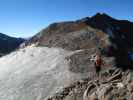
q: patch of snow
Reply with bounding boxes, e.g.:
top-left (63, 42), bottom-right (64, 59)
top-left (0, 46), bottom-right (89, 100)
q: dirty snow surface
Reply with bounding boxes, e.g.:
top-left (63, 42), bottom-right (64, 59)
top-left (0, 46), bottom-right (88, 100)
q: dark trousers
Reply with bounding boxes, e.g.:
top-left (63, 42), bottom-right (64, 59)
top-left (94, 63), bottom-right (101, 76)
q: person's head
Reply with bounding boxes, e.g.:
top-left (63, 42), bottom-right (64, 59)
top-left (96, 51), bottom-right (101, 56)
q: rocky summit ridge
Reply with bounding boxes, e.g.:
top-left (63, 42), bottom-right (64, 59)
top-left (23, 13), bottom-right (133, 68)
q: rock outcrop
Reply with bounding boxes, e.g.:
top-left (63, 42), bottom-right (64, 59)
top-left (47, 67), bottom-right (133, 100)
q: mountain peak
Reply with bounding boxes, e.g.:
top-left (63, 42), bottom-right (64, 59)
top-left (91, 13), bottom-right (115, 21)
top-left (93, 12), bottom-right (104, 16)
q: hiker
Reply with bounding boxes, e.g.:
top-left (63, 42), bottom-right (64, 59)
top-left (90, 52), bottom-right (104, 76)
top-left (94, 53), bottom-right (103, 75)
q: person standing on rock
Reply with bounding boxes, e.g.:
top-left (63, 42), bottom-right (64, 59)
top-left (94, 53), bottom-right (103, 76)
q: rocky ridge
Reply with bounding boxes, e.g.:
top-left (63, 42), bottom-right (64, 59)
top-left (47, 67), bottom-right (133, 100)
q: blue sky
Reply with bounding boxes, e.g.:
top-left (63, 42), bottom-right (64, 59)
top-left (0, 0), bottom-right (132, 38)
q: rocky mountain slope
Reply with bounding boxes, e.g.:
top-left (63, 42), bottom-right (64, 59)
top-left (23, 13), bottom-right (133, 68)
top-left (0, 33), bottom-right (25, 56)
top-left (0, 13), bottom-right (133, 100)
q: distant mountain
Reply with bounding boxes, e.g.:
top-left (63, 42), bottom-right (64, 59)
top-left (0, 33), bottom-right (25, 56)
